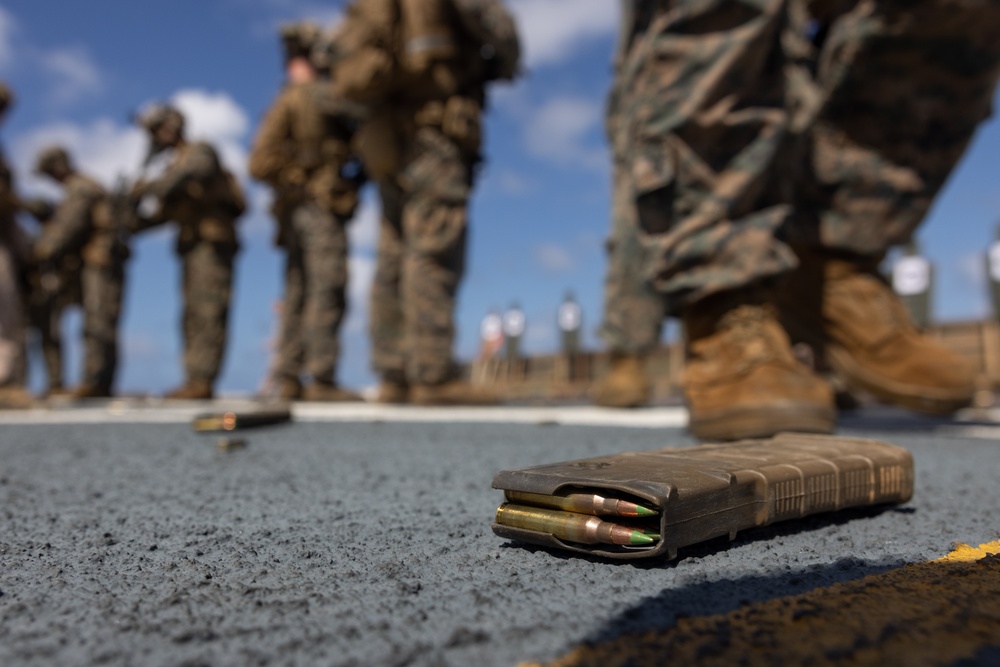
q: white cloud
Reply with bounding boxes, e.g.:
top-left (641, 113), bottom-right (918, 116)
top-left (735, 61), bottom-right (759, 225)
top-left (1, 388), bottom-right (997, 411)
top-left (39, 46), bottom-right (104, 103)
top-left (523, 95), bottom-right (606, 169)
top-left (535, 243), bottom-right (575, 273)
top-left (508, 0), bottom-right (617, 69)
top-left (171, 89), bottom-right (251, 179)
top-left (10, 118), bottom-right (147, 196)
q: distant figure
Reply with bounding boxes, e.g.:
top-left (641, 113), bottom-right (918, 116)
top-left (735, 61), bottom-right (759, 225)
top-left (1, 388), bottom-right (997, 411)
top-left (502, 302), bottom-right (524, 361)
top-left (479, 308), bottom-right (503, 359)
top-left (32, 147), bottom-right (129, 398)
top-left (606, 0), bottom-right (997, 439)
top-left (133, 105), bottom-right (245, 400)
top-left (0, 82), bottom-right (32, 408)
top-left (891, 242), bottom-right (933, 330)
top-left (988, 224), bottom-right (1000, 324)
top-left (249, 22), bottom-right (364, 402)
top-left (557, 291), bottom-right (582, 357)
top-left (332, 0), bottom-right (521, 405)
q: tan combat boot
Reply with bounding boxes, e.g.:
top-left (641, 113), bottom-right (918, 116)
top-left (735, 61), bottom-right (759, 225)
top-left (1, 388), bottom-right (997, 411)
top-left (164, 381), bottom-right (214, 400)
top-left (591, 353), bottom-right (652, 408)
top-left (302, 381), bottom-right (361, 402)
top-left (0, 384), bottom-right (35, 409)
top-left (682, 295), bottom-right (835, 441)
top-left (278, 377), bottom-right (303, 401)
top-left (73, 384), bottom-right (112, 399)
top-left (410, 379), bottom-right (500, 406)
top-left (377, 380), bottom-right (410, 404)
top-left (782, 253), bottom-right (976, 415)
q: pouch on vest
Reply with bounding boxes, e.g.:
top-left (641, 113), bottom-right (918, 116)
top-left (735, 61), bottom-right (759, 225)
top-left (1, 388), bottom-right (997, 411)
top-left (354, 109), bottom-right (406, 182)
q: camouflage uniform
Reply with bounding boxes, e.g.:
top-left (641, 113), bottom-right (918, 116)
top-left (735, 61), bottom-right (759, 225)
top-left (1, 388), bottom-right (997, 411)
top-left (616, 0), bottom-right (1000, 314)
top-left (33, 171), bottom-right (127, 394)
top-left (332, 0), bottom-right (487, 387)
top-left (141, 141), bottom-right (241, 389)
top-left (368, 111), bottom-right (477, 386)
top-left (0, 123), bottom-right (27, 389)
top-left (248, 81), bottom-right (360, 387)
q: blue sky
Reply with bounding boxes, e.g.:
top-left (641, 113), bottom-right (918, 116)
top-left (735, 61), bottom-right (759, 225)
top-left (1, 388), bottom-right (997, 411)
top-left (1, 1), bottom-right (998, 395)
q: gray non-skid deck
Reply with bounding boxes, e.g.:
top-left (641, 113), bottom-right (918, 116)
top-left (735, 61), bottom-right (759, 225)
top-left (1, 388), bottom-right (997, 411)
top-left (1, 404), bottom-right (997, 666)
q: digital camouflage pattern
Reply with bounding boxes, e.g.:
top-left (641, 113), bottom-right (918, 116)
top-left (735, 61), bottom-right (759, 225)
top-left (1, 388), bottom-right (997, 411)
top-left (615, 0), bottom-right (1000, 315)
top-left (334, 0), bottom-right (490, 387)
top-left (34, 172), bottom-right (126, 393)
top-left (140, 140), bottom-right (240, 387)
top-left (0, 134), bottom-right (28, 388)
top-left (248, 81), bottom-right (360, 385)
top-left (370, 124), bottom-right (474, 386)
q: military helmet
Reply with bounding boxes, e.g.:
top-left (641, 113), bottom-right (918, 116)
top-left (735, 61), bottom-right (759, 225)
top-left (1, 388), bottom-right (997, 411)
top-left (280, 21), bottom-right (322, 62)
top-left (0, 82), bottom-right (13, 113)
top-left (137, 104), bottom-right (185, 134)
top-left (34, 145), bottom-right (72, 176)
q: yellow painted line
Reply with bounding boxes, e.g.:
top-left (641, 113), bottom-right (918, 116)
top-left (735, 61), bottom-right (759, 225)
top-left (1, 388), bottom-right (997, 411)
top-left (526, 540), bottom-right (1000, 667)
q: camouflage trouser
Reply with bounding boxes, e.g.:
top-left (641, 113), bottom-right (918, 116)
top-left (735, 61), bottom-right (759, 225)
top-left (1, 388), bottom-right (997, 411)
top-left (26, 292), bottom-right (63, 390)
top-left (275, 201), bottom-right (349, 384)
top-left (81, 262), bottom-right (124, 391)
top-left (370, 125), bottom-right (472, 386)
top-left (0, 244), bottom-right (22, 387)
top-left (599, 155), bottom-right (667, 354)
top-left (618, 0), bottom-right (1000, 314)
top-left (180, 242), bottom-right (235, 385)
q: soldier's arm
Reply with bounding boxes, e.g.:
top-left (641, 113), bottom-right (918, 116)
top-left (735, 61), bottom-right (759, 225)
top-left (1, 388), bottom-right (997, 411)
top-left (248, 91), bottom-right (294, 185)
top-left (33, 186), bottom-right (94, 263)
top-left (145, 143), bottom-right (220, 201)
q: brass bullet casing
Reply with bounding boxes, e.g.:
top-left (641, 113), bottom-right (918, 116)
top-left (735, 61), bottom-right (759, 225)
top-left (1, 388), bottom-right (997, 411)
top-left (192, 408), bottom-right (292, 432)
top-left (504, 489), bottom-right (658, 518)
top-left (495, 504), bottom-right (655, 546)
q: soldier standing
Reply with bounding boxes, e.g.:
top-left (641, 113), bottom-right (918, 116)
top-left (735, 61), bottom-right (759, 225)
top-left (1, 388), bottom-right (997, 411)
top-left (0, 83), bottom-right (32, 408)
top-left (249, 23), bottom-right (363, 402)
top-left (22, 194), bottom-right (78, 397)
top-left (134, 105), bottom-right (245, 400)
top-left (332, 0), bottom-right (520, 405)
top-left (33, 147), bottom-right (128, 398)
top-left (611, 0), bottom-right (1000, 439)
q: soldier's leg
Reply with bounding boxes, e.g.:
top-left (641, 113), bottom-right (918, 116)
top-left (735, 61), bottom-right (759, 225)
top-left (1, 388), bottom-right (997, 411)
top-left (275, 220), bottom-right (305, 388)
top-left (80, 263), bottom-right (124, 395)
top-left (181, 242), bottom-right (234, 392)
top-left (779, 0), bottom-right (1000, 413)
top-left (399, 127), bottom-right (468, 388)
top-left (620, 0), bottom-right (833, 438)
top-left (39, 300), bottom-right (63, 392)
top-left (370, 184), bottom-right (407, 390)
top-left (296, 202), bottom-right (348, 385)
top-left (594, 160), bottom-right (666, 407)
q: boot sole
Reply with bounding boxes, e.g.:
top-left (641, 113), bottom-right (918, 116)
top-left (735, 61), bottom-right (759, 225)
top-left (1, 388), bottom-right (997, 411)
top-left (826, 344), bottom-right (974, 415)
top-left (688, 402), bottom-right (836, 442)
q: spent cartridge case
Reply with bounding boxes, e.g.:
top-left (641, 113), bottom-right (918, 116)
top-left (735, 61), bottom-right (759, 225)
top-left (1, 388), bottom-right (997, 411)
top-left (492, 433), bottom-right (914, 560)
top-left (193, 408), bottom-right (292, 432)
top-left (495, 504), bottom-right (656, 546)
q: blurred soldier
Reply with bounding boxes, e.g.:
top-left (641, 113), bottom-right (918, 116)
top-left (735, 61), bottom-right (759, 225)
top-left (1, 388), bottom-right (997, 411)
top-left (479, 308), bottom-right (503, 359)
top-left (0, 82), bottom-right (32, 408)
top-left (332, 0), bottom-right (520, 405)
top-left (502, 302), bottom-right (524, 361)
top-left (134, 105), bottom-right (245, 400)
top-left (557, 291), bottom-right (581, 357)
top-left (989, 224), bottom-right (1000, 324)
top-left (22, 193), bottom-right (78, 396)
top-left (249, 23), bottom-right (364, 402)
top-left (33, 146), bottom-right (129, 398)
top-left (613, 0), bottom-right (999, 439)
top-left (891, 241), bottom-right (933, 330)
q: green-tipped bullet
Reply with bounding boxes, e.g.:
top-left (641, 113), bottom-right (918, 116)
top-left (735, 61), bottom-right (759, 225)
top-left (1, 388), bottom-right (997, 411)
top-left (504, 490), bottom-right (658, 518)
top-left (496, 503), bottom-right (659, 547)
